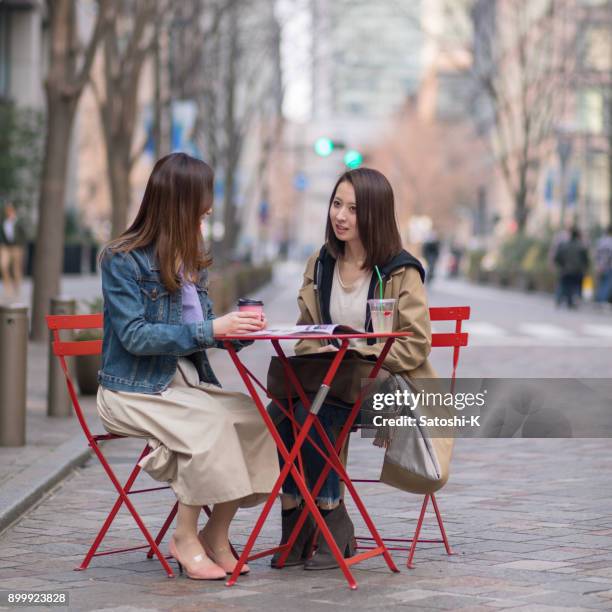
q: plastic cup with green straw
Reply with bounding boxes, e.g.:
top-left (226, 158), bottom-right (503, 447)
top-left (374, 265), bottom-right (384, 302)
top-left (369, 265), bottom-right (395, 334)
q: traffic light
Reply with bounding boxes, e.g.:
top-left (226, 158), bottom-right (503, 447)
top-left (314, 137), bottom-right (348, 157)
top-left (343, 149), bottom-right (363, 169)
top-left (314, 138), bottom-right (362, 167)
top-left (314, 137), bottom-right (334, 157)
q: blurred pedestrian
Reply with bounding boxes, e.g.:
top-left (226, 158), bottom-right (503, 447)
top-left (553, 227), bottom-right (589, 309)
top-left (422, 229), bottom-right (441, 283)
top-left (448, 241), bottom-right (464, 278)
top-left (594, 225), bottom-right (612, 305)
top-left (549, 227), bottom-right (569, 305)
top-left (0, 203), bottom-right (27, 300)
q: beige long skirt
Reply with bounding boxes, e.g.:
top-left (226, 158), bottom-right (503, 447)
top-left (96, 358), bottom-right (279, 507)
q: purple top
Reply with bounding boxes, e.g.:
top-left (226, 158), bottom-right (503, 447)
top-left (181, 275), bottom-right (204, 324)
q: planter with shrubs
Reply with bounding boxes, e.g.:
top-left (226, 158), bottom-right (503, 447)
top-left (467, 234), bottom-right (557, 295)
top-left (73, 297), bottom-right (104, 395)
top-left (208, 263), bottom-right (273, 312)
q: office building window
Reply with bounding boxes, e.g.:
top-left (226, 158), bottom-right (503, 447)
top-left (580, 25), bottom-right (611, 71)
top-left (577, 88), bottom-right (604, 134)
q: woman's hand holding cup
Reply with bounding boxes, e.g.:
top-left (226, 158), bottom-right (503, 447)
top-left (213, 311), bottom-right (265, 336)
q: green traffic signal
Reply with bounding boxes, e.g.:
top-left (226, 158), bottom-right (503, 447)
top-left (344, 149), bottom-right (363, 169)
top-left (314, 137), bottom-right (334, 157)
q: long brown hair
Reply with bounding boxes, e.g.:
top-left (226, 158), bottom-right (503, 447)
top-left (102, 153), bottom-right (213, 292)
top-left (325, 167), bottom-right (403, 269)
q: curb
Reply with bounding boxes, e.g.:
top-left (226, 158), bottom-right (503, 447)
top-left (0, 435), bottom-right (92, 533)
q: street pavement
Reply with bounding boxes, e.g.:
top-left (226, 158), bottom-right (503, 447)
top-left (1, 263), bottom-right (611, 611)
top-left (0, 274), bottom-right (102, 528)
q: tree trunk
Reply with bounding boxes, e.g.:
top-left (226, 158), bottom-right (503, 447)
top-left (29, 0), bottom-right (106, 340)
top-left (153, 18), bottom-right (171, 159)
top-left (220, 3), bottom-right (239, 262)
top-left (222, 157), bottom-right (237, 260)
top-left (108, 143), bottom-right (131, 238)
top-left (608, 144), bottom-right (612, 227)
top-left (515, 159), bottom-right (529, 233)
top-left (30, 93), bottom-right (78, 340)
top-left (515, 189), bottom-right (528, 233)
top-left (608, 94), bottom-right (612, 225)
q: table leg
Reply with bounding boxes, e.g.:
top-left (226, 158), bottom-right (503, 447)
top-left (274, 338), bottom-right (399, 574)
top-left (223, 343), bottom-right (359, 589)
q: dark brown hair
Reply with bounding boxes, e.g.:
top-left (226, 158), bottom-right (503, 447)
top-left (102, 153), bottom-right (213, 292)
top-left (325, 167), bottom-right (403, 269)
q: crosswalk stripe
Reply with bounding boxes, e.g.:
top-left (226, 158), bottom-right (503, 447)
top-left (468, 337), bottom-right (612, 346)
top-left (582, 324), bottom-right (612, 338)
top-left (269, 318), bottom-right (612, 347)
top-left (463, 322), bottom-right (508, 337)
top-left (518, 323), bottom-right (572, 338)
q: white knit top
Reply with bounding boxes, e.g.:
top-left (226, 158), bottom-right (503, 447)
top-left (329, 264), bottom-right (372, 347)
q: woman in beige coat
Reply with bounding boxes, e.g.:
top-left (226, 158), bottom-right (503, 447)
top-left (97, 153), bottom-right (279, 580)
top-left (270, 167), bottom-right (438, 571)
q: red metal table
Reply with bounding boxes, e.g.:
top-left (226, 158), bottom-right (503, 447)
top-left (219, 331), bottom-right (412, 590)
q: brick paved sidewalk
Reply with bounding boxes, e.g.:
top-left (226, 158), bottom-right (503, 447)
top-left (2, 265), bottom-right (612, 610)
top-left (1, 437), bottom-right (611, 611)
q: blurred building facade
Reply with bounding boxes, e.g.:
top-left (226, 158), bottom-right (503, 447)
top-left (472, 0), bottom-right (611, 241)
top-left (312, 0), bottom-right (423, 118)
top-left (220, 0), bottom-right (285, 263)
top-left (2, 0), bottom-right (286, 261)
top-left (76, 0), bottom-right (283, 256)
top-left (287, 0), bottom-right (425, 258)
top-left (418, 0), bottom-right (474, 123)
top-left (0, 0), bottom-right (45, 109)
top-left (0, 0), bottom-right (80, 223)
top-left (415, 0), bottom-right (487, 248)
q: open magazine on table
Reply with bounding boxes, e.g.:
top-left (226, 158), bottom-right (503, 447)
top-left (248, 324), bottom-right (360, 337)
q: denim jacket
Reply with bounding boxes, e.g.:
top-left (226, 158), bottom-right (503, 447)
top-left (98, 245), bottom-right (246, 394)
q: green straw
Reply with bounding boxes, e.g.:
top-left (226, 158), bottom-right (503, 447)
top-left (374, 265), bottom-right (384, 302)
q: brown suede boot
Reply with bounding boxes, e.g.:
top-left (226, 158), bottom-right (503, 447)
top-left (304, 502), bottom-right (356, 570)
top-left (271, 505), bottom-right (316, 568)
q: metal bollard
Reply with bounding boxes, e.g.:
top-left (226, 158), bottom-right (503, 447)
top-left (47, 296), bottom-right (76, 418)
top-left (0, 303), bottom-right (28, 446)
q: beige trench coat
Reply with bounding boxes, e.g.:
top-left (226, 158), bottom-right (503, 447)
top-left (292, 253), bottom-right (453, 494)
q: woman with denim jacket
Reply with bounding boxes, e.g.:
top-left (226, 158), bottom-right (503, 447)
top-left (97, 153), bottom-right (279, 580)
top-left (269, 168), bottom-right (436, 570)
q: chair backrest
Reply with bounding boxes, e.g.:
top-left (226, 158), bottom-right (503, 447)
top-left (47, 313), bottom-right (103, 357)
top-left (428, 306), bottom-right (470, 385)
top-left (46, 313), bottom-right (104, 441)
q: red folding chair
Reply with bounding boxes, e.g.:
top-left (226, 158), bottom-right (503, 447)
top-left (46, 313), bottom-right (232, 577)
top-left (352, 305), bottom-right (470, 568)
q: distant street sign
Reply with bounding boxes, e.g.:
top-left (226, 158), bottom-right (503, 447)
top-left (567, 171), bottom-right (579, 207)
top-left (214, 179), bottom-right (224, 198)
top-left (294, 172), bottom-right (308, 191)
top-left (544, 169), bottom-right (555, 207)
top-left (259, 200), bottom-right (269, 225)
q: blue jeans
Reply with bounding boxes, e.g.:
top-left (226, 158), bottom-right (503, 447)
top-left (274, 400), bottom-right (353, 506)
top-left (596, 271), bottom-right (612, 303)
top-left (557, 273), bottom-right (582, 308)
